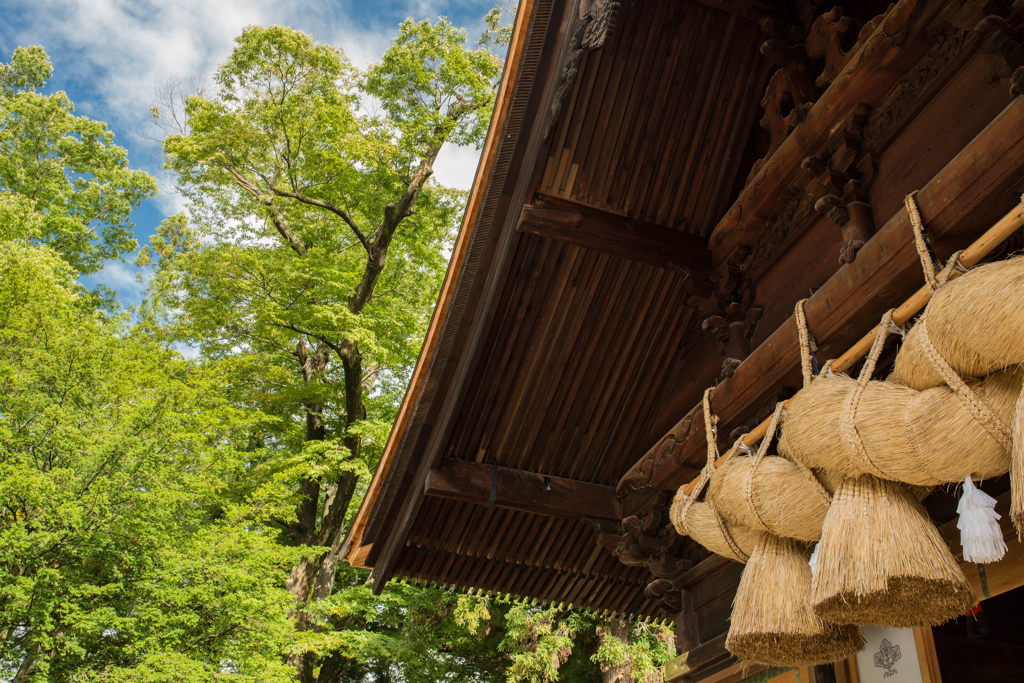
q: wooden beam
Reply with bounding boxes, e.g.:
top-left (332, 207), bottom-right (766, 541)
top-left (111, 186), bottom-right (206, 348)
top-left (424, 458), bottom-right (619, 522)
top-left (663, 634), bottom-right (732, 681)
top-left (518, 193), bottom-right (713, 273)
top-left (618, 92), bottom-right (1024, 509)
top-left (674, 554), bottom-right (732, 589)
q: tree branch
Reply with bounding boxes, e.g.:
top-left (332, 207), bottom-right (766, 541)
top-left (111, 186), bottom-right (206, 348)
top-left (270, 187), bottom-right (370, 253)
top-left (224, 166), bottom-right (307, 256)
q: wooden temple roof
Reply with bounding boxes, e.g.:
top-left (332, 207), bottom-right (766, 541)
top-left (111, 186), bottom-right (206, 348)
top-left (344, 0), bottom-right (1024, 630)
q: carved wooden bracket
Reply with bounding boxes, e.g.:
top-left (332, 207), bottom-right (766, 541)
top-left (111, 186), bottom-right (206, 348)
top-left (742, 101), bottom-right (876, 279)
top-left (807, 6), bottom-right (854, 87)
top-left (580, 0), bottom-right (621, 49)
top-left (748, 39), bottom-right (819, 184)
top-left (702, 302), bottom-right (763, 381)
top-left (645, 578), bottom-right (683, 613)
top-left (815, 192), bottom-right (876, 264)
top-left (613, 492), bottom-right (691, 603)
top-left (545, 0), bottom-right (624, 139)
top-left (975, 15), bottom-right (1024, 97)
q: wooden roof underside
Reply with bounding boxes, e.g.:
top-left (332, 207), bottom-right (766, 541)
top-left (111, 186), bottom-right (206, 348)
top-left (352, 0), bottom-right (770, 617)
top-left (540, 0), bottom-right (769, 235)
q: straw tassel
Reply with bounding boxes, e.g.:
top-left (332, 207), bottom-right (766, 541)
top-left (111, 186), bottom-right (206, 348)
top-left (1012, 380), bottom-right (1024, 539)
top-left (957, 475), bottom-right (1006, 563)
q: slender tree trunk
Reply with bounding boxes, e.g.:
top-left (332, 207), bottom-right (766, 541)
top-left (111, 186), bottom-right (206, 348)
top-left (11, 650), bottom-right (37, 683)
top-left (279, 123), bottom-right (454, 683)
top-left (602, 618), bottom-right (632, 683)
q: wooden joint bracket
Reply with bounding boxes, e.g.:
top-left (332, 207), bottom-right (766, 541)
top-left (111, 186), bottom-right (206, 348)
top-left (815, 178), bottom-right (876, 264)
top-left (976, 15), bottom-right (1024, 95)
top-left (701, 303), bottom-right (763, 381)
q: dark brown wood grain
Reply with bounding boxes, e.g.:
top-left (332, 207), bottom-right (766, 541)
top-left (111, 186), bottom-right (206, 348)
top-left (709, 0), bottom-right (953, 261)
top-left (423, 458), bottom-right (620, 521)
top-left (518, 193), bottom-right (713, 271)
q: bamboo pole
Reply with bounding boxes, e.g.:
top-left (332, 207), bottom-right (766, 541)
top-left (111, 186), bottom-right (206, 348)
top-left (679, 203), bottom-right (1024, 497)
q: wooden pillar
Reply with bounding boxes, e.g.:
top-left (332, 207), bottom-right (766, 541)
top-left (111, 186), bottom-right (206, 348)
top-left (674, 589), bottom-right (699, 655)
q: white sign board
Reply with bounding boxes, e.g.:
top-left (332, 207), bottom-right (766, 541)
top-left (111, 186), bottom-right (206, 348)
top-left (855, 626), bottom-right (924, 683)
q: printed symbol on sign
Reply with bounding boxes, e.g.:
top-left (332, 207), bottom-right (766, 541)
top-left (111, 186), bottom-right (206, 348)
top-left (874, 638), bottom-right (901, 678)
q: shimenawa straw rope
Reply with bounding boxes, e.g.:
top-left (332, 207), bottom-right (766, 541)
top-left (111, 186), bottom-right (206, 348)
top-left (678, 200), bottom-right (1024, 498)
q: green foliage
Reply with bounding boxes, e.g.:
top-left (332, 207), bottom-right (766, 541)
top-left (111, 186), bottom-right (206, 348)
top-left (0, 209), bottom-right (299, 681)
top-left (0, 47), bottom-right (157, 275)
top-left (150, 21), bottom-right (507, 682)
top-left (479, 4), bottom-right (518, 50)
top-left (592, 621), bottom-right (675, 683)
top-left (364, 18), bottom-right (502, 152)
top-left (500, 603), bottom-right (587, 683)
top-left (294, 570), bottom-right (510, 682)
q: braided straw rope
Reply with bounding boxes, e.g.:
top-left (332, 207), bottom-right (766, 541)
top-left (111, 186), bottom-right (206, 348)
top-left (742, 402), bottom-right (786, 532)
top-left (840, 309), bottom-right (896, 479)
top-left (671, 388), bottom-right (718, 533)
top-left (917, 317), bottom-right (1012, 451)
top-left (906, 192), bottom-right (940, 291)
top-left (671, 388), bottom-right (751, 560)
top-left (795, 298), bottom-right (814, 388)
top-left (712, 503), bottom-right (749, 562)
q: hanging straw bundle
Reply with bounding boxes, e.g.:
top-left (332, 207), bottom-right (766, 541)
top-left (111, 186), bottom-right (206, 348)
top-left (892, 255), bottom-right (1024, 391)
top-left (727, 534), bottom-right (863, 667)
top-left (673, 499), bottom-right (762, 563)
top-left (671, 389), bottom-right (764, 563)
top-left (708, 457), bottom-right (832, 542)
top-left (812, 475), bottom-right (976, 627)
top-left (778, 308), bottom-right (1021, 486)
top-left (708, 404), bottom-right (834, 542)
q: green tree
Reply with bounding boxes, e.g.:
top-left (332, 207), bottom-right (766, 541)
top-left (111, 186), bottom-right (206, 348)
top-left (0, 47), bottom-right (157, 275)
top-left (0, 198), bottom-right (302, 682)
top-left (151, 20), bottom-right (502, 681)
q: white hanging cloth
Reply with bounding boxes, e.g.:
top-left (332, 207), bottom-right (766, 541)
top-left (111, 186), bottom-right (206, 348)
top-left (957, 475), bottom-right (1006, 564)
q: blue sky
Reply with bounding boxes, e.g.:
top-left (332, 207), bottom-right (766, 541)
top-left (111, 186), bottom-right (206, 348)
top-left (1, 0), bottom-right (504, 305)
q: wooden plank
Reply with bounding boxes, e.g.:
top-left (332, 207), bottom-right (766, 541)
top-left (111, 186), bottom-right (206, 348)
top-left (676, 554), bottom-right (733, 589)
top-left (518, 193), bottom-right (713, 272)
top-left (690, 0), bottom-right (792, 22)
top-left (676, 589), bottom-right (699, 653)
top-left (693, 562), bottom-right (744, 610)
top-left (913, 627), bottom-right (942, 683)
top-left (696, 589), bottom-right (735, 639)
top-left (368, 0), bottom-right (581, 593)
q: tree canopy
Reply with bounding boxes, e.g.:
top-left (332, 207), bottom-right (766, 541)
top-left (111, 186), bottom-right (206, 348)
top-left (0, 47), bottom-right (157, 275)
top-left (0, 24), bottom-right (676, 683)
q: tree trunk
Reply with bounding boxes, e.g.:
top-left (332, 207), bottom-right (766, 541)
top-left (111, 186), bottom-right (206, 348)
top-left (602, 617), bottom-right (632, 683)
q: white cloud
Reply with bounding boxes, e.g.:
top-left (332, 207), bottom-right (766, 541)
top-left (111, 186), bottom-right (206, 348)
top-left (173, 341), bottom-right (201, 360)
top-left (433, 143), bottom-right (483, 191)
top-left (81, 260), bottom-right (149, 305)
top-left (3, 0), bottom-right (499, 302)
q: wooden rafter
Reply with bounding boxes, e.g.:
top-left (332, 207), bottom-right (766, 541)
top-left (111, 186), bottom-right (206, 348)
top-left (518, 193), bottom-right (713, 273)
top-left (424, 458), bottom-right (619, 522)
